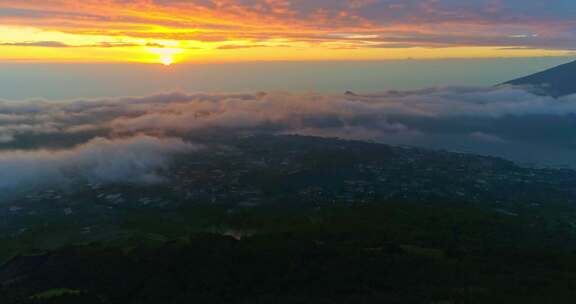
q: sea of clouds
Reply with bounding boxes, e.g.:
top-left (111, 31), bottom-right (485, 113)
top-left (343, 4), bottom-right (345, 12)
top-left (0, 136), bottom-right (196, 192)
top-left (0, 85), bottom-right (575, 193)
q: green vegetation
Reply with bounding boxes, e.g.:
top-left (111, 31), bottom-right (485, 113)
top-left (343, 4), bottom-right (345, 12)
top-left (30, 289), bottom-right (81, 300)
top-left (2, 202), bottom-right (576, 304)
top-left (2, 136), bottom-right (576, 303)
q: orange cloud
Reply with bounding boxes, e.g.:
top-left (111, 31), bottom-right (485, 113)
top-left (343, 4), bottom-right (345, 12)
top-left (0, 0), bottom-right (575, 63)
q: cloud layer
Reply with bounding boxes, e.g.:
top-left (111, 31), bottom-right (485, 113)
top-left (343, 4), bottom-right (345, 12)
top-left (0, 135), bottom-right (197, 195)
top-left (1, 86), bottom-right (576, 171)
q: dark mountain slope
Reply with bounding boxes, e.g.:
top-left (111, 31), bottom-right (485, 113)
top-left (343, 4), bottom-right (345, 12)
top-left (2, 204), bottom-right (576, 304)
top-left (504, 59), bottom-right (576, 97)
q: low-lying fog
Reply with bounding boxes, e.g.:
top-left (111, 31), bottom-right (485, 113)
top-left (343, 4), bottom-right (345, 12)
top-left (0, 85), bottom-right (575, 193)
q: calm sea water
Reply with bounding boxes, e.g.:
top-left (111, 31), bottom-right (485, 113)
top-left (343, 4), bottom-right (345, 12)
top-left (0, 57), bottom-right (571, 100)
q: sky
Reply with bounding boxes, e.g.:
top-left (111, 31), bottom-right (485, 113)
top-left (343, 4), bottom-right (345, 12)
top-left (1, 0), bottom-right (576, 64)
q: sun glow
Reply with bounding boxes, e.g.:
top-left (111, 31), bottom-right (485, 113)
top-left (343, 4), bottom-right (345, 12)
top-left (148, 46), bottom-right (183, 66)
top-left (160, 54), bottom-right (174, 66)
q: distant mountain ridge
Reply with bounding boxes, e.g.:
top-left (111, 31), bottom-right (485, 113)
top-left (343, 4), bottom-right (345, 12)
top-left (503, 59), bottom-right (576, 97)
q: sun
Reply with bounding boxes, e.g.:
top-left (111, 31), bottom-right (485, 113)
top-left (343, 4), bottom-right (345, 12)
top-left (160, 54), bottom-right (174, 66)
top-left (148, 46), bottom-right (183, 66)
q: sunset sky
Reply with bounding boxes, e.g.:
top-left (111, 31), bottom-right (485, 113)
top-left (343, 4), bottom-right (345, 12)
top-left (1, 0), bottom-right (576, 64)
